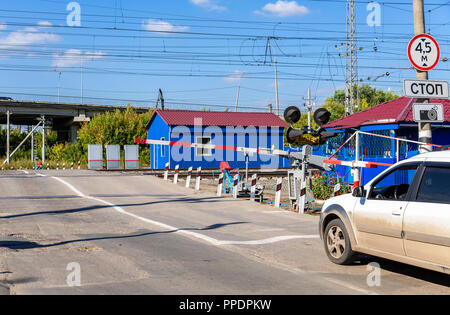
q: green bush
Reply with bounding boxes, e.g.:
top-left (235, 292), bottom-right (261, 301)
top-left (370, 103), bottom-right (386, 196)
top-left (311, 172), bottom-right (351, 200)
top-left (77, 105), bottom-right (153, 166)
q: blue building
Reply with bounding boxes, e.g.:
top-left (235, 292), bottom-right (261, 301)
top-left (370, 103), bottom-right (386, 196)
top-left (145, 110), bottom-right (289, 169)
top-left (322, 97), bottom-right (450, 185)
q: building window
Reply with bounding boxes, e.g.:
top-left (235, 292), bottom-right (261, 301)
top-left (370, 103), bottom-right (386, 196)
top-left (160, 137), bottom-right (165, 157)
top-left (196, 137), bottom-right (212, 157)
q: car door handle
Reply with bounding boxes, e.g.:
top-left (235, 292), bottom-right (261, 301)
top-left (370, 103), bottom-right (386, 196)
top-left (392, 209), bottom-right (403, 216)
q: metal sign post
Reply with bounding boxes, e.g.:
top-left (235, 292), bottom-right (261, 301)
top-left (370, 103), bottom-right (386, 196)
top-left (217, 173), bottom-right (224, 197)
top-left (274, 177), bottom-right (282, 208)
top-left (173, 165), bottom-right (179, 184)
top-left (186, 166), bottom-right (192, 188)
top-left (164, 162), bottom-right (169, 180)
top-left (195, 167), bottom-right (201, 191)
top-left (232, 174), bottom-right (239, 199)
top-left (250, 174), bottom-right (257, 202)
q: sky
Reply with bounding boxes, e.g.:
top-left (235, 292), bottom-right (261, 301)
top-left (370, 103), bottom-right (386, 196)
top-left (0, 0), bottom-right (449, 114)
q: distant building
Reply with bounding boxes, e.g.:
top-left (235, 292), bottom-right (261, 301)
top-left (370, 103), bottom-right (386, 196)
top-left (145, 110), bottom-right (289, 169)
top-left (322, 97), bottom-right (450, 185)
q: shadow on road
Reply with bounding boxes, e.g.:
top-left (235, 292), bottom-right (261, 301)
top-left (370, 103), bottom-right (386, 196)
top-left (0, 222), bottom-right (247, 250)
top-left (355, 255), bottom-right (450, 288)
top-left (0, 196), bottom-right (223, 220)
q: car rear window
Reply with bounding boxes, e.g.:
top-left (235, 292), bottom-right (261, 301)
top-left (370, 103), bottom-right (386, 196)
top-left (416, 167), bottom-right (450, 204)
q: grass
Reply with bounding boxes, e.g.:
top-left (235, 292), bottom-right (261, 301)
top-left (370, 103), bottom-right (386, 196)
top-left (0, 157), bottom-right (87, 170)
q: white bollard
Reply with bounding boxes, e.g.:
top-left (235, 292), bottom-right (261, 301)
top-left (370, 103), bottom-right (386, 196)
top-left (186, 166), bottom-right (192, 188)
top-left (46, 163), bottom-right (49, 170)
top-left (299, 171), bottom-right (307, 214)
top-left (195, 167), bottom-right (201, 191)
top-left (173, 165), bottom-right (179, 184)
top-left (77, 161), bottom-right (81, 170)
top-left (275, 177), bottom-right (282, 208)
top-left (56, 163), bottom-right (59, 170)
top-left (217, 173), bottom-right (224, 197)
top-left (164, 162), bottom-right (169, 180)
top-left (250, 174), bottom-right (257, 202)
top-left (232, 174), bottom-right (239, 199)
top-left (63, 163), bottom-right (65, 170)
top-left (71, 162), bottom-right (74, 170)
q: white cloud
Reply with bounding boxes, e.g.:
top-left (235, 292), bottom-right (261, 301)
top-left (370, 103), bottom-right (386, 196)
top-left (223, 70), bottom-right (245, 83)
top-left (142, 19), bottom-right (189, 34)
top-left (37, 21), bottom-right (53, 28)
top-left (0, 22), bottom-right (6, 30)
top-left (0, 26), bottom-right (60, 51)
top-left (189, 0), bottom-right (227, 11)
top-left (52, 49), bottom-right (106, 68)
top-left (255, 1), bottom-right (309, 17)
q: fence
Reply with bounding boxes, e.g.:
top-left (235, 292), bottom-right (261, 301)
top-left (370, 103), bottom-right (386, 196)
top-left (88, 144), bottom-right (139, 170)
top-left (322, 129), bottom-right (442, 186)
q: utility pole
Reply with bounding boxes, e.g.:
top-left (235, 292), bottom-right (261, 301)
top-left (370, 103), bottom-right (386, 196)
top-left (304, 88), bottom-right (314, 129)
top-left (58, 71), bottom-right (61, 103)
top-left (345, 0), bottom-right (358, 116)
top-left (274, 56), bottom-right (280, 116)
top-left (41, 115), bottom-right (45, 164)
top-left (31, 125), bottom-right (34, 163)
top-left (413, 0), bottom-right (432, 153)
top-left (81, 58), bottom-right (84, 104)
top-left (234, 73), bottom-right (244, 112)
top-left (6, 110), bottom-right (10, 164)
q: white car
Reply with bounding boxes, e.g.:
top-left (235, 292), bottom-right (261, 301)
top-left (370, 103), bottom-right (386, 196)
top-left (319, 149), bottom-right (450, 274)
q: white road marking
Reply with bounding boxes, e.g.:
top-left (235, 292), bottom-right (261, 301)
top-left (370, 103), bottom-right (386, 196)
top-left (37, 173), bottom-right (319, 246)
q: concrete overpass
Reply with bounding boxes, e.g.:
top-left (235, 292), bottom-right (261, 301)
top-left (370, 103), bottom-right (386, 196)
top-left (0, 100), bottom-right (151, 142)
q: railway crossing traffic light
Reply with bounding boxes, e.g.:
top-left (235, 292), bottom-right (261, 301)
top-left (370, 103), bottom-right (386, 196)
top-left (284, 106), bottom-right (336, 147)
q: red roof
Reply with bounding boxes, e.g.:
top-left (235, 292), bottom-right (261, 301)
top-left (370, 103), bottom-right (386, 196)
top-left (147, 109), bottom-right (288, 129)
top-left (324, 97), bottom-right (450, 130)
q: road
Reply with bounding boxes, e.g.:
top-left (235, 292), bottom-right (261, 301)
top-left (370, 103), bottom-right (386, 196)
top-left (0, 170), bottom-right (449, 295)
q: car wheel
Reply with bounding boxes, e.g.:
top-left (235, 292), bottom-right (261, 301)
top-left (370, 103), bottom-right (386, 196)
top-left (324, 219), bottom-right (355, 265)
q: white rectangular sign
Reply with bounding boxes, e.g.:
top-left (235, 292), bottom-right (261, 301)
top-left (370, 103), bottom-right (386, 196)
top-left (404, 80), bottom-right (449, 99)
top-left (413, 103), bottom-right (444, 123)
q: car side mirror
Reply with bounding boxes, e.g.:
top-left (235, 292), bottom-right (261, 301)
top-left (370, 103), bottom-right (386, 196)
top-left (352, 186), bottom-right (365, 198)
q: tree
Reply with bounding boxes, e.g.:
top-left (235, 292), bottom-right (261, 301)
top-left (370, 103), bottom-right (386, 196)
top-left (286, 84), bottom-right (398, 129)
top-left (77, 106), bottom-right (154, 166)
top-left (324, 84), bottom-right (399, 122)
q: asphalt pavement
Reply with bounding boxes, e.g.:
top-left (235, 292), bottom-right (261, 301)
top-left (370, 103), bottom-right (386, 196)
top-left (0, 170), bottom-right (449, 294)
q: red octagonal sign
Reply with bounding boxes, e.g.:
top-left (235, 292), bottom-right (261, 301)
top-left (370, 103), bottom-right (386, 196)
top-left (408, 34), bottom-right (440, 72)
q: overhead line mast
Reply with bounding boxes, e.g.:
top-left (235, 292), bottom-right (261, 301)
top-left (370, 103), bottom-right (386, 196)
top-left (345, 0), bottom-right (359, 116)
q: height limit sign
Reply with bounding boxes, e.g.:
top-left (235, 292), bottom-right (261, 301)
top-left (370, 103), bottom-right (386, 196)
top-left (408, 34), bottom-right (440, 72)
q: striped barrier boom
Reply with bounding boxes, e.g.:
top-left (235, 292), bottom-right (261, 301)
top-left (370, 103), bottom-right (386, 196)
top-left (323, 159), bottom-right (393, 168)
top-left (134, 138), bottom-right (287, 157)
top-left (135, 138), bottom-right (387, 170)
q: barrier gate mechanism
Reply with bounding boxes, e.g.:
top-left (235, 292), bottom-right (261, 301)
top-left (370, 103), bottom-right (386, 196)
top-left (135, 138), bottom-right (333, 213)
top-left (88, 144), bottom-right (103, 170)
top-left (106, 145), bottom-right (121, 170)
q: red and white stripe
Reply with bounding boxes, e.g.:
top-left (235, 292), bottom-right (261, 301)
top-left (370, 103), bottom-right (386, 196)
top-left (135, 138), bottom-right (391, 170)
top-left (134, 138), bottom-right (287, 157)
top-left (323, 159), bottom-right (393, 169)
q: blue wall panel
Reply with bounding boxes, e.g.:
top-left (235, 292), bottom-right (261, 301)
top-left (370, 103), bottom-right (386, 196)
top-left (147, 113), bottom-right (286, 170)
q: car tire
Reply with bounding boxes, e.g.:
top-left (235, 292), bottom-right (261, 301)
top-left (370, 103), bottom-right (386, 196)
top-left (324, 219), bottom-right (356, 265)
